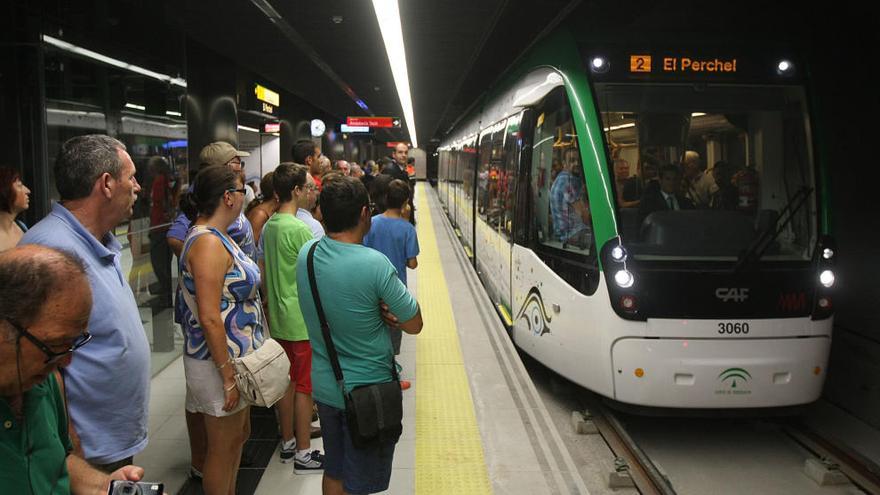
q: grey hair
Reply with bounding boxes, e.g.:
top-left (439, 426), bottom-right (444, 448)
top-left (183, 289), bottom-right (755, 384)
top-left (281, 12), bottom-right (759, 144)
top-left (0, 246), bottom-right (88, 336)
top-left (54, 134), bottom-right (127, 200)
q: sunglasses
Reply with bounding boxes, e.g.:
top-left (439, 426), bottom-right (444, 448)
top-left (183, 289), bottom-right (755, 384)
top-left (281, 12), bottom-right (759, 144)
top-left (6, 318), bottom-right (92, 364)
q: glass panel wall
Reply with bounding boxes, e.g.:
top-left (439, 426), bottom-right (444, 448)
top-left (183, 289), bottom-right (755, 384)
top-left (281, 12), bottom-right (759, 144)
top-left (43, 41), bottom-right (188, 376)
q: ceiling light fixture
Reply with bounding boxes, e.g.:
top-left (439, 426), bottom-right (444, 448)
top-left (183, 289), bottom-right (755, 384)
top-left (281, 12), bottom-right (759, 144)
top-left (43, 35), bottom-right (187, 88)
top-left (238, 125), bottom-right (260, 133)
top-left (371, 0), bottom-right (418, 149)
top-left (125, 103), bottom-right (146, 111)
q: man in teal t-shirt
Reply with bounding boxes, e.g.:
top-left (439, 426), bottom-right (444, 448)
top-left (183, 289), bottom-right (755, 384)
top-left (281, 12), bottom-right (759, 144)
top-left (261, 163), bottom-right (324, 473)
top-left (297, 176), bottom-right (422, 495)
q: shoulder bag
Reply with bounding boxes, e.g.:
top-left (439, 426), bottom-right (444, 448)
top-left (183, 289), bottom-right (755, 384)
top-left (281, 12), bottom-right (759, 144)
top-left (178, 274), bottom-right (289, 408)
top-left (306, 241), bottom-right (403, 449)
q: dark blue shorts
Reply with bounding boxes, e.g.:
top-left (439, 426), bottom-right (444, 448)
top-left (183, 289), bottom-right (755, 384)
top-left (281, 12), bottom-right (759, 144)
top-left (316, 401), bottom-right (398, 495)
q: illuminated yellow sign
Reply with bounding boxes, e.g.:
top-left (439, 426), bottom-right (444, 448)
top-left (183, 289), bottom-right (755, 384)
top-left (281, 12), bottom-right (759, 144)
top-left (663, 57), bottom-right (737, 73)
top-left (630, 55), bottom-right (652, 73)
top-left (254, 84), bottom-right (280, 106)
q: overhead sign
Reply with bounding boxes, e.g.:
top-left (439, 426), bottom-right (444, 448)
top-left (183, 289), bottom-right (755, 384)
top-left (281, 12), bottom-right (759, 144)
top-left (386, 141), bottom-right (408, 148)
top-left (340, 124), bottom-right (370, 133)
top-left (347, 116), bottom-right (401, 128)
top-left (264, 122), bottom-right (281, 133)
top-left (254, 84), bottom-right (280, 115)
top-left (255, 85), bottom-right (280, 106)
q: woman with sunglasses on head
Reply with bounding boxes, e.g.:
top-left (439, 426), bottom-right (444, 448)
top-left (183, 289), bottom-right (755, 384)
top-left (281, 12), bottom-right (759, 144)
top-left (0, 165), bottom-right (32, 252)
top-left (178, 165), bottom-right (265, 495)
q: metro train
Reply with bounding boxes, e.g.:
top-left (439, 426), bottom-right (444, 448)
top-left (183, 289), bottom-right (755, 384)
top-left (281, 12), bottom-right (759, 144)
top-left (436, 27), bottom-right (835, 408)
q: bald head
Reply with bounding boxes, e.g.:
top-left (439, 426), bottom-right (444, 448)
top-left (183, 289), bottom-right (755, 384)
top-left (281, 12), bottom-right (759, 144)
top-left (0, 245), bottom-right (92, 393)
top-left (0, 245), bottom-right (90, 330)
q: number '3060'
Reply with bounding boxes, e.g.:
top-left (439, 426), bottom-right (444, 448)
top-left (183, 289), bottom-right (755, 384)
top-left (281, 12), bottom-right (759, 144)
top-left (718, 322), bottom-right (750, 334)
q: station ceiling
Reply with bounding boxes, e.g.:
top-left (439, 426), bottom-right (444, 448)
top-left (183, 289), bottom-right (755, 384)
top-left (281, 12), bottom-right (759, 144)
top-left (183, 0), bottom-right (579, 149)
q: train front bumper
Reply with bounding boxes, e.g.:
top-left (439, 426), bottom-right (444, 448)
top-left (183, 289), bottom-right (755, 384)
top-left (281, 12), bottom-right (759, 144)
top-left (610, 335), bottom-right (831, 408)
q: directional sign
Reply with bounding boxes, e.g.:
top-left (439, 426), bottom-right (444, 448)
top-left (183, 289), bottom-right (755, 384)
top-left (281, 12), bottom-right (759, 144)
top-left (346, 116), bottom-right (401, 128)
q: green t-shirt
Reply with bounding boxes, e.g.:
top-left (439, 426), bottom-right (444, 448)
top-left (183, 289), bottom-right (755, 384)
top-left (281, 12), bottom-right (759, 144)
top-left (263, 212), bottom-right (314, 341)
top-left (297, 237), bottom-right (419, 409)
top-left (0, 373), bottom-right (73, 494)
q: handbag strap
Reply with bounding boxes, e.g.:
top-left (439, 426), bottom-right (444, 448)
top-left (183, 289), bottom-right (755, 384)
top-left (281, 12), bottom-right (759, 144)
top-left (306, 240), bottom-right (399, 393)
top-left (307, 241), bottom-right (346, 391)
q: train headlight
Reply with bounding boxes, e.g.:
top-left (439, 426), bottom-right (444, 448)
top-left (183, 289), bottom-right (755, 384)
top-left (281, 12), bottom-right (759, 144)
top-left (822, 248), bottom-right (834, 260)
top-left (590, 56), bottom-right (610, 74)
top-left (776, 59), bottom-right (794, 75)
top-left (614, 269), bottom-right (634, 288)
top-left (611, 245), bottom-right (626, 262)
top-left (819, 270), bottom-right (835, 288)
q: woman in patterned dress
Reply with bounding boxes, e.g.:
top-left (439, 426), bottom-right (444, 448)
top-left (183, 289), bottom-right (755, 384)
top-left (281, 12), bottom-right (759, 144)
top-left (179, 165), bottom-right (265, 495)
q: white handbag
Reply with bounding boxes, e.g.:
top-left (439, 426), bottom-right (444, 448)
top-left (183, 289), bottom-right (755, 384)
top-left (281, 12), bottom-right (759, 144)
top-left (178, 277), bottom-right (290, 407)
top-left (232, 338), bottom-right (290, 407)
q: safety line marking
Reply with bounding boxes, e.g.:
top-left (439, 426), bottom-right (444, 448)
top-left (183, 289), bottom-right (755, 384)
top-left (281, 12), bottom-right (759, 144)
top-left (415, 183), bottom-right (492, 494)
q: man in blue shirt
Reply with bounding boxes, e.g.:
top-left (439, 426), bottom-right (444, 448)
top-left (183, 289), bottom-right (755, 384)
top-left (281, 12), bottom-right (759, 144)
top-left (21, 135), bottom-right (151, 471)
top-left (549, 147), bottom-right (592, 249)
top-left (297, 176), bottom-right (422, 495)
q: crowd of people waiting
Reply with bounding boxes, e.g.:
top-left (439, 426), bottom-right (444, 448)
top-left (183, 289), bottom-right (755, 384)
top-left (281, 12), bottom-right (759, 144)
top-left (0, 135), bottom-right (423, 495)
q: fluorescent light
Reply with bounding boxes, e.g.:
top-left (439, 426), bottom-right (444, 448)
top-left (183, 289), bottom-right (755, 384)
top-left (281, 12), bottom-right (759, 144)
top-left (42, 34), bottom-right (187, 88)
top-left (238, 125), bottom-right (260, 133)
top-left (691, 112), bottom-right (706, 117)
top-left (603, 123), bottom-right (635, 132)
top-left (371, 0), bottom-right (417, 149)
top-left (125, 103), bottom-right (146, 111)
top-left (166, 110), bottom-right (182, 117)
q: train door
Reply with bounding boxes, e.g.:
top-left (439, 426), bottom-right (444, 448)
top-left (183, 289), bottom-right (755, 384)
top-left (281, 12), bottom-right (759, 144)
top-left (474, 118), bottom-right (511, 305)
top-left (510, 86), bottom-right (609, 392)
top-left (459, 136), bottom-right (477, 258)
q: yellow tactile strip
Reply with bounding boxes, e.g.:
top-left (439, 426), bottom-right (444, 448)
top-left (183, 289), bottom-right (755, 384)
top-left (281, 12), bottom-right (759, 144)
top-left (415, 183), bottom-right (492, 494)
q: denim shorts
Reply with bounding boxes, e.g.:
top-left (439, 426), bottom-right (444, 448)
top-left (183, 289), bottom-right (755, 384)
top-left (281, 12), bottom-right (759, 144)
top-left (316, 401), bottom-right (398, 494)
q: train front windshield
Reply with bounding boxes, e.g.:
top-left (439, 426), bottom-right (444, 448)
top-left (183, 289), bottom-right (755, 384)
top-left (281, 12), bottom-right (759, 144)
top-left (594, 83), bottom-right (817, 262)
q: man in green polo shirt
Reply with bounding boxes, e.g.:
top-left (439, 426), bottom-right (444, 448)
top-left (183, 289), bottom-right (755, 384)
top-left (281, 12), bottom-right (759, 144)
top-left (0, 245), bottom-right (147, 494)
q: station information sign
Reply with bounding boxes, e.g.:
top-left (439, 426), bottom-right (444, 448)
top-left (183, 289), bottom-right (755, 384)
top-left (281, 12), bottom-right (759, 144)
top-left (264, 122), bottom-right (281, 133)
top-left (347, 116), bottom-right (401, 128)
top-left (340, 124), bottom-right (371, 133)
top-left (253, 84), bottom-right (280, 115)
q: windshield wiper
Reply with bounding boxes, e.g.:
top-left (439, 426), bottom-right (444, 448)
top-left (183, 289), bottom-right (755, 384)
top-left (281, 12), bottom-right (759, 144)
top-left (734, 186), bottom-right (813, 272)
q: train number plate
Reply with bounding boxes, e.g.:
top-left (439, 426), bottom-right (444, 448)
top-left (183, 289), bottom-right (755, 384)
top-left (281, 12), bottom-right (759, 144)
top-left (717, 322), bottom-right (750, 335)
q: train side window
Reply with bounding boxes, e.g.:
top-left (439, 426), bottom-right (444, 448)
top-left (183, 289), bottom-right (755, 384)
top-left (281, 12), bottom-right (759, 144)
top-left (476, 127), bottom-right (493, 219)
top-left (528, 87), bottom-right (599, 295)
top-left (498, 113), bottom-right (523, 240)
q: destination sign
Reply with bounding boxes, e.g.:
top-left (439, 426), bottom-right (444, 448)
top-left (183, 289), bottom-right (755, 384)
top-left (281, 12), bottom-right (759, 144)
top-left (584, 48), bottom-right (802, 83)
top-left (347, 116), bottom-right (401, 128)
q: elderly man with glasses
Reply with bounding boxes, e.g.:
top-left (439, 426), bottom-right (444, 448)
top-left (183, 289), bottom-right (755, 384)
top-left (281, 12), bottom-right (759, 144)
top-left (0, 244), bottom-right (148, 493)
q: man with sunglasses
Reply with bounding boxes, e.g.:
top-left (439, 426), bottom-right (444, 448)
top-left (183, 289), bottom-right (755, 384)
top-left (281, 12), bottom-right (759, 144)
top-left (0, 245), bottom-right (148, 493)
top-left (21, 135), bottom-right (152, 473)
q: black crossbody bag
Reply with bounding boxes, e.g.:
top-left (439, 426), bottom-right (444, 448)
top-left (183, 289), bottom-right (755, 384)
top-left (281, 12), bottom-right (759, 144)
top-left (307, 241), bottom-right (403, 449)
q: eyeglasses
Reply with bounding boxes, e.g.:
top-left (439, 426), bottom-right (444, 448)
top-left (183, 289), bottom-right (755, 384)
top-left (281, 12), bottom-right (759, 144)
top-left (227, 188), bottom-right (248, 194)
top-left (228, 159), bottom-right (245, 169)
top-left (5, 318), bottom-right (92, 364)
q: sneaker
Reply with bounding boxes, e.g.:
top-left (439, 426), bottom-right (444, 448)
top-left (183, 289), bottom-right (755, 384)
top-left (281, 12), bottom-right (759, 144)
top-left (294, 449), bottom-right (325, 474)
top-left (400, 380), bottom-right (412, 391)
top-left (279, 438), bottom-right (297, 464)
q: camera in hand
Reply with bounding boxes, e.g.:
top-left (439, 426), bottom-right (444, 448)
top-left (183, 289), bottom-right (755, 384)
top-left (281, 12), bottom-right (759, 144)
top-left (108, 480), bottom-right (164, 495)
